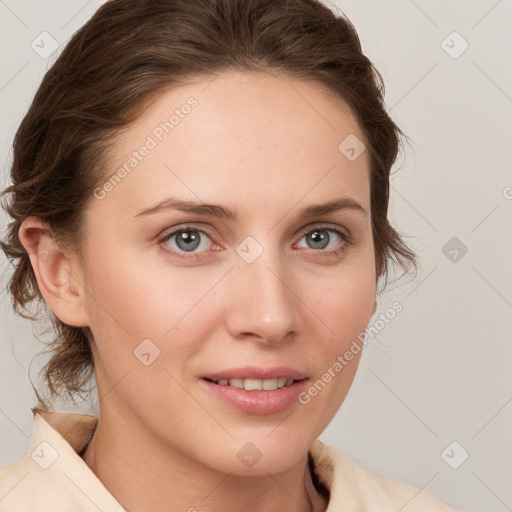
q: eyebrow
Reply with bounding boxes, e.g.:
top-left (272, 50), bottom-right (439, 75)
top-left (133, 196), bottom-right (368, 220)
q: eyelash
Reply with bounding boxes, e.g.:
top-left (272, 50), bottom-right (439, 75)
top-left (159, 224), bottom-right (352, 260)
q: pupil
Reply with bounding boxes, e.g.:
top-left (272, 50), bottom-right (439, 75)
top-left (177, 231), bottom-right (200, 251)
top-left (308, 230), bottom-right (329, 249)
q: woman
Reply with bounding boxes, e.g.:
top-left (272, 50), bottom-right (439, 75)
top-left (0, 0), bottom-right (458, 510)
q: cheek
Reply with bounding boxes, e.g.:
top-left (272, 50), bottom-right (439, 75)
top-left (328, 275), bottom-right (375, 340)
top-left (310, 283), bottom-right (374, 390)
top-left (298, 251), bottom-right (375, 402)
top-left (82, 247), bottom-right (224, 360)
top-left (305, 251), bottom-right (376, 341)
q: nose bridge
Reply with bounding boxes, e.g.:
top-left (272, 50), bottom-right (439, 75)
top-left (226, 239), bottom-right (299, 342)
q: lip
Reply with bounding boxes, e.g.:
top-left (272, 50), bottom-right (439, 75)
top-left (201, 365), bottom-right (309, 381)
top-left (200, 378), bottom-right (309, 415)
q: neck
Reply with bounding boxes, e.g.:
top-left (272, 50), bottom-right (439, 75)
top-left (81, 409), bottom-right (328, 512)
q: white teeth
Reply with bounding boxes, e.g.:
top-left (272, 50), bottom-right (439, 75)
top-left (243, 378), bottom-right (262, 390)
top-left (277, 377), bottom-right (287, 388)
top-left (262, 378), bottom-right (278, 390)
top-left (228, 379), bottom-right (244, 389)
top-left (213, 377), bottom-right (296, 390)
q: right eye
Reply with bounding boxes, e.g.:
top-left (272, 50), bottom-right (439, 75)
top-left (160, 226), bottom-right (218, 259)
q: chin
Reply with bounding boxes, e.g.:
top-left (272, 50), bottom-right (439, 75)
top-left (198, 432), bottom-right (313, 476)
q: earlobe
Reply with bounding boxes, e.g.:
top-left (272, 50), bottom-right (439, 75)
top-left (18, 217), bottom-right (89, 327)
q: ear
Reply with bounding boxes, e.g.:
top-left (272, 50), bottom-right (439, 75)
top-left (18, 217), bottom-right (90, 327)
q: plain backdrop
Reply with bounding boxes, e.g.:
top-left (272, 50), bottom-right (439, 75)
top-left (1, 1), bottom-right (511, 511)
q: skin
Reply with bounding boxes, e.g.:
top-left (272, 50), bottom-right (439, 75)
top-left (19, 70), bottom-right (377, 512)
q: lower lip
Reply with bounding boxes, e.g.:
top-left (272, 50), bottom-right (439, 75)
top-left (200, 378), bottom-right (309, 415)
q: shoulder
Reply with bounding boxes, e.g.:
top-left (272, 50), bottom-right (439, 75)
top-left (0, 442), bottom-right (82, 511)
top-left (0, 410), bottom-right (124, 512)
top-left (0, 453), bottom-right (32, 497)
top-left (309, 440), bottom-right (459, 511)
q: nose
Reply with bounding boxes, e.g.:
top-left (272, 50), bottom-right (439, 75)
top-left (223, 247), bottom-right (301, 346)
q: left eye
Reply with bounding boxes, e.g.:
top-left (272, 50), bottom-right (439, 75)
top-left (296, 228), bottom-right (345, 251)
top-left (162, 229), bottom-right (212, 253)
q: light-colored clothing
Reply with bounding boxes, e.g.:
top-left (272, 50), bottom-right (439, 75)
top-left (0, 409), bottom-right (458, 511)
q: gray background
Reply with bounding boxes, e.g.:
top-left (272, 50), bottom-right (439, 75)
top-left (1, 1), bottom-right (511, 511)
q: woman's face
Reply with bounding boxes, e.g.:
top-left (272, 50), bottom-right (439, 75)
top-left (77, 70), bottom-right (376, 475)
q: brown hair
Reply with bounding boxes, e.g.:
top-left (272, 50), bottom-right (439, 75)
top-left (1, 0), bottom-right (417, 409)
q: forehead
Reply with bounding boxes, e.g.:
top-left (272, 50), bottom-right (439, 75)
top-left (94, 70), bottom-right (370, 218)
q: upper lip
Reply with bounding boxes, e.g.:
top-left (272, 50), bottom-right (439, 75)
top-left (202, 366), bottom-right (309, 381)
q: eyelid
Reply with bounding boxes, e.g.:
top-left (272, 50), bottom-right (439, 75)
top-left (296, 223), bottom-right (351, 242)
top-left (159, 224), bottom-right (217, 250)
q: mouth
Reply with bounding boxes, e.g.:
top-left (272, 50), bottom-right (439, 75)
top-left (200, 366), bottom-right (310, 415)
top-left (203, 377), bottom-right (304, 391)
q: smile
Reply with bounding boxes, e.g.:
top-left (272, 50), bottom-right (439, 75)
top-left (204, 377), bottom-right (299, 390)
